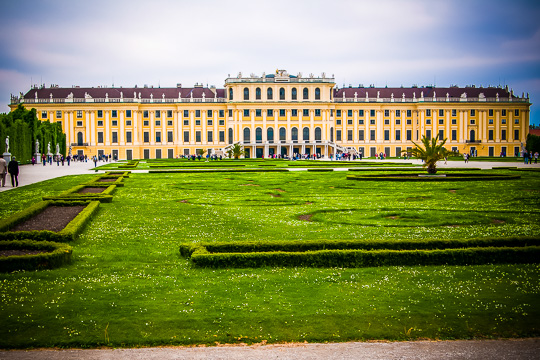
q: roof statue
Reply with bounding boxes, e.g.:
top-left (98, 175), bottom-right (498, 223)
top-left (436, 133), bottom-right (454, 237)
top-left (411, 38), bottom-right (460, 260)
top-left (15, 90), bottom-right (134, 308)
top-left (150, 93), bottom-right (153, 99)
top-left (354, 92), bottom-right (358, 99)
top-left (162, 93), bottom-right (165, 99)
top-left (50, 93), bottom-right (53, 99)
top-left (433, 91), bottom-right (436, 99)
top-left (120, 91), bottom-right (123, 99)
top-left (446, 93), bottom-right (449, 100)
top-left (478, 92), bottom-right (485, 99)
top-left (85, 92), bottom-right (92, 99)
top-left (35, 92), bottom-right (38, 99)
top-left (461, 92), bottom-right (467, 99)
top-left (67, 92), bottom-right (73, 99)
top-left (133, 91), bottom-right (137, 99)
top-left (391, 93), bottom-right (394, 99)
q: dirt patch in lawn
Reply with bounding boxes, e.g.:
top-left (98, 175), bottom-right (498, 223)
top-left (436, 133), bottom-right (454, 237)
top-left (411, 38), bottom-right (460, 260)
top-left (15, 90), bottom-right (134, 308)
top-left (98, 178), bottom-right (116, 182)
top-left (78, 187), bottom-right (105, 194)
top-left (491, 219), bottom-right (506, 224)
top-left (269, 193), bottom-right (281, 198)
top-left (448, 189), bottom-right (457, 193)
top-left (298, 214), bottom-right (313, 222)
top-left (305, 201), bottom-right (313, 205)
top-left (385, 216), bottom-right (401, 220)
top-left (275, 188), bottom-right (286, 193)
top-left (10, 206), bottom-right (86, 232)
top-left (239, 184), bottom-right (259, 187)
top-left (178, 200), bottom-right (189, 203)
top-left (0, 250), bottom-right (49, 257)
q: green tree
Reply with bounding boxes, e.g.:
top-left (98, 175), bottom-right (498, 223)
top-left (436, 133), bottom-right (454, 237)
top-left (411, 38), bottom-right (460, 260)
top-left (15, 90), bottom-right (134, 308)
top-left (227, 143), bottom-right (245, 159)
top-left (526, 133), bottom-right (540, 153)
top-left (403, 135), bottom-right (455, 174)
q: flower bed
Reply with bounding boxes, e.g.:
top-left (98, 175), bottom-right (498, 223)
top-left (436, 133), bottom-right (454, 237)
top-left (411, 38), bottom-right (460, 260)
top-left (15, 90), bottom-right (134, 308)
top-left (0, 240), bottom-right (72, 272)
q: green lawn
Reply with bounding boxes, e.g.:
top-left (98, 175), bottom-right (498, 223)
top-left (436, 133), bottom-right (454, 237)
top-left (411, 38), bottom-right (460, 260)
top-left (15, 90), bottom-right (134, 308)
top-left (0, 170), bottom-right (539, 348)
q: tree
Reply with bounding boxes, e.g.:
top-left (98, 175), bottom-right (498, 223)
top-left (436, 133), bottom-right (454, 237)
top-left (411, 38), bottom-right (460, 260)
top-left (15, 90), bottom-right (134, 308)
top-left (526, 133), bottom-right (540, 154)
top-left (227, 143), bottom-right (245, 159)
top-left (403, 135), bottom-right (455, 174)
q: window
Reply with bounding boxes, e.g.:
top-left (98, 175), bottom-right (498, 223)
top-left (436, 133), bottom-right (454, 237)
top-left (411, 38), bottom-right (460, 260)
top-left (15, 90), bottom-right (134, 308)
top-left (155, 149), bottom-right (161, 159)
top-left (502, 109), bottom-right (507, 116)
top-left (143, 132), bottom-right (149, 142)
top-left (228, 128), bottom-right (233, 144)
top-left (336, 119), bottom-right (342, 125)
top-left (359, 119), bottom-right (364, 125)
top-left (407, 130), bottom-right (412, 141)
top-left (426, 129), bottom-right (432, 140)
top-left (279, 127), bottom-right (286, 141)
top-left (97, 120), bottom-right (104, 127)
top-left (407, 110), bottom-right (412, 117)
top-left (97, 132), bottom-right (104, 143)
top-left (256, 87), bottom-right (261, 100)
top-left (303, 109), bottom-right (309, 116)
top-left (359, 110), bottom-right (364, 117)
top-left (337, 110), bottom-right (342, 117)
top-left (426, 119), bottom-right (431, 125)
top-left (183, 120), bottom-right (189, 126)
top-left (243, 109), bottom-right (249, 117)
top-left (208, 131), bottom-right (213, 142)
top-left (452, 109), bottom-right (457, 116)
top-left (267, 88), bottom-right (273, 100)
top-left (219, 131), bottom-right (225, 142)
top-left (155, 131), bottom-right (161, 142)
top-left (244, 87), bottom-right (249, 100)
top-left (244, 128), bottom-right (250, 143)
top-left (183, 131), bottom-right (189, 142)
top-left (168, 120), bottom-right (173, 126)
top-left (384, 130), bottom-right (390, 141)
top-left (370, 130), bottom-right (376, 141)
top-left (451, 129), bottom-right (457, 141)
top-left (315, 88), bottom-right (320, 100)
top-left (514, 129), bottom-right (519, 140)
top-left (303, 127), bottom-right (310, 141)
top-left (111, 120), bottom-right (118, 126)
top-left (470, 119), bottom-right (475, 125)
top-left (155, 120), bottom-right (160, 126)
top-left (219, 119), bottom-right (224, 125)
top-left (514, 118), bottom-right (519, 124)
top-left (347, 130), bottom-right (353, 141)
top-left (502, 118), bottom-right (507, 124)
top-left (439, 109), bottom-right (444, 117)
top-left (229, 88), bottom-right (233, 100)
top-left (470, 109), bottom-right (476, 116)
top-left (42, 111), bottom-right (47, 119)
top-left (370, 110), bottom-right (375, 117)
top-left (76, 121), bottom-right (83, 127)
top-left (291, 127), bottom-right (298, 141)
top-left (407, 119), bottom-right (412, 125)
top-left (256, 127), bottom-right (262, 142)
top-left (112, 131), bottom-right (118, 144)
top-left (195, 120), bottom-right (201, 126)
top-left (348, 119), bottom-right (353, 125)
top-left (384, 119), bottom-right (390, 125)
top-left (348, 110), bottom-right (353, 117)
top-left (438, 130), bottom-right (444, 139)
top-left (207, 110), bottom-right (213, 117)
top-left (514, 109), bottom-right (519, 116)
top-left (208, 119), bottom-right (213, 126)
top-left (183, 110), bottom-right (189, 118)
top-left (219, 110), bottom-right (224, 117)
top-left (195, 110), bottom-right (201, 118)
top-left (489, 119), bottom-right (493, 124)
top-left (292, 88), bottom-right (297, 100)
top-left (165, 131), bottom-right (172, 143)
top-left (437, 118), bottom-right (443, 125)
top-left (303, 88), bottom-right (309, 100)
top-left (279, 87), bottom-right (285, 100)
top-left (56, 110), bottom-right (62, 119)
top-left (195, 131), bottom-right (201, 142)
top-left (126, 131), bottom-right (132, 143)
top-left (143, 120), bottom-right (149, 126)
top-left (126, 110), bottom-right (132, 117)
top-left (315, 109), bottom-right (321, 116)
top-left (488, 130), bottom-right (493, 141)
top-left (452, 119), bottom-right (457, 125)
top-left (228, 109), bottom-right (233, 117)
top-left (370, 119), bottom-right (375, 125)
top-left (395, 130), bottom-right (401, 141)
top-left (396, 119), bottom-right (401, 125)
top-left (267, 127), bottom-right (274, 142)
top-left (426, 109), bottom-right (431, 117)
top-left (384, 110), bottom-right (389, 117)
top-left (279, 109), bottom-right (285, 117)
top-left (267, 109), bottom-right (273, 117)
top-left (359, 130), bottom-right (364, 141)
top-left (143, 110), bottom-right (148, 118)
top-left (76, 110), bottom-right (82, 118)
top-left (501, 129), bottom-right (506, 140)
top-left (291, 109), bottom-right (297, 117)
top-left (336, 130), bottom-right (342, 141)
top-left (167, 110), bottom-right (172, 118)
top-left (489, 109), bottom-right (493, 116)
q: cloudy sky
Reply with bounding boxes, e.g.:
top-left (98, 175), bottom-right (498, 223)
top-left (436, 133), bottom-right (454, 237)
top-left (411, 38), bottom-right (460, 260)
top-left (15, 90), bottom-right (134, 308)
top-left (1, 0), bottom-right (539, 124)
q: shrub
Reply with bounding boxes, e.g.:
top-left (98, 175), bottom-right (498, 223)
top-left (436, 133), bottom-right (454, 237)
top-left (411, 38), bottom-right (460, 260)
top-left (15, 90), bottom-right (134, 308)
top-left (0, 240), bottom-right (72, 272)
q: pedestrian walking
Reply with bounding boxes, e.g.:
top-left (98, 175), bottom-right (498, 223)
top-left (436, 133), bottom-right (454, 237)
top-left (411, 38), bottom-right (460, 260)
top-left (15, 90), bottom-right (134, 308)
top-left (0, 155), bottom-right (6, 187)
top-left (8, 156), bottom-right (19, 187)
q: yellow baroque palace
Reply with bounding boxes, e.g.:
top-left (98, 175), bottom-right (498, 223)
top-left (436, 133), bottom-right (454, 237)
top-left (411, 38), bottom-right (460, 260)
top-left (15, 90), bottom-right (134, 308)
top-left (9, 70), bottom-right (531, 159)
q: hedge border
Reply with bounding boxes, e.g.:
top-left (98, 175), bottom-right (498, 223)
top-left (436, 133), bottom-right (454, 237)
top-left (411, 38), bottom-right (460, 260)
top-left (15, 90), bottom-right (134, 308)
top-left (42, 184), bottom-right (116, 203)
top-left (346, 174), bottom-right (521, 181)
top-left (0, 240), bottom-right (72, 272)
top-left (0, 200), bottom-right (100, 242)
top-left (118, 161), bottom-right (139, 169)
top-left (149, 169), bottom-right (289, 174)
top-left (84, 175), bottom-right (125, 187)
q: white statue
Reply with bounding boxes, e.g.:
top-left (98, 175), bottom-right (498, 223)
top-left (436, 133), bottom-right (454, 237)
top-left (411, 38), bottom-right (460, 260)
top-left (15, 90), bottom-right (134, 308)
top-left (5, 136), bottom-right (9, 153)
top-left (47, 142), bottom-right (51, 154)
top-left (35, 140), bottom-right (39, 154)
top-left (56, 143), bottom-right (60, 155)
top-left (69, 145), bottom-right (72, 156)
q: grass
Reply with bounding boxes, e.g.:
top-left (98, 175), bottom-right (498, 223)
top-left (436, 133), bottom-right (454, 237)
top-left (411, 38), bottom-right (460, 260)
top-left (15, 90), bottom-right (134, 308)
top-left (0, 169), bottom-right (539, 348)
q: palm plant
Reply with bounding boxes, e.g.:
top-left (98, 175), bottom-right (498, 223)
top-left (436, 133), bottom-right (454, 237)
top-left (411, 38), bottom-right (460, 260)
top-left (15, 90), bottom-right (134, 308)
top-left (403, 135), bottom-right (454, 174)
top-left (227, 143), bottom-right (245, 159)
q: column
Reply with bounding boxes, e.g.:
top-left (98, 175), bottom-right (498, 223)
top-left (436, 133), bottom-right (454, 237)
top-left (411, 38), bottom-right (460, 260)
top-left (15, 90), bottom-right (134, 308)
top-left (68, 111), bottom-right (74, 145)
top-left (119, 110), bottom-right (125, 144)
top-left (85, 111), bottom-right (91, 144)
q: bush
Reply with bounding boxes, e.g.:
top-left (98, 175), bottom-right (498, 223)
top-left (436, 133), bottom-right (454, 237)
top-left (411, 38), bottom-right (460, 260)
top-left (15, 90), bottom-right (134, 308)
top-left (0, 240), bottom-right (72, 272)
top-left (346, 174), bottom-right (521, 181)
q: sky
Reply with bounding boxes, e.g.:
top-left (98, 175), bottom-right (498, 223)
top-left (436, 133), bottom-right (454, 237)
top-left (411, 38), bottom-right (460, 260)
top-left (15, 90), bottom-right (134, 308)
top-left (1, 0), bottom-right (539, 124)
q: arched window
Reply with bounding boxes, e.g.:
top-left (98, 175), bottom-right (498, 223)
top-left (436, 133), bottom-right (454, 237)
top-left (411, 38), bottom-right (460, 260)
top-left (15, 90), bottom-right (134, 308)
top-left (315, 127), bottom-right (322, 141)
top-left (470, 130), bottom-right (476, 142)
top-left (244, 87), bottom-right (249, 101)
top-left (292, 88), bottom-right (297, 100)
top-left (77, 132), bottom-right (84, 145)
top-left (330, 127), bottom-right (334, 142)
top-left (303, 127), bottom-right (310, 141)
top-left (267, 88), bottom-right (273, 100)
top-left (256, 127), bottom-right (262, 143)
top-left (291, 127), bottom-right (298, 141)
top-left (267, 127), bottom-right (274, 142)
top-left (315, 88), bottom-right (321, 100)
top-left (303, 88), bottom-right (309, 100)
top-left (279, 87), bottom-right (285, 100)
top-left (228, 128), bottom-right (233, 144)
top-left (279, 127), bottom-right (286, 141)
top-left (244, 127), bottom-right (251, 143)
top-left (256, 87), bottom-right (261, 100)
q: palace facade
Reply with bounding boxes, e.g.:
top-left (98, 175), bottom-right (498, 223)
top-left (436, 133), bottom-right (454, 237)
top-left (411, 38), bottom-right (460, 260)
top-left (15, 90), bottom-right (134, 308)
top-left (9, 70), bottom-right (531, 159)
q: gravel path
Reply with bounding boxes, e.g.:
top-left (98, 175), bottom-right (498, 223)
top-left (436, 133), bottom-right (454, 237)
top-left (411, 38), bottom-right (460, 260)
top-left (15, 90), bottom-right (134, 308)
top-left (1, 339), bottom-right (538, 360)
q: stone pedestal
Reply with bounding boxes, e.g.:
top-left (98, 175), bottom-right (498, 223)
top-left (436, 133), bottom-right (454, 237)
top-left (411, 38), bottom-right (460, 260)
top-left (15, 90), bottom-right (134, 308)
top-left (35, 153), bottom-right (41, 160)
top-left (3, 152), bottom-right (11, 163)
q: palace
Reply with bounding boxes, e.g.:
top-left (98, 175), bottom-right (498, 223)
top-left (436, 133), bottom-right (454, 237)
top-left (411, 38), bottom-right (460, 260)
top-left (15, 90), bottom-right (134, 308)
top-left (9, 70), bottom-right (531, 159)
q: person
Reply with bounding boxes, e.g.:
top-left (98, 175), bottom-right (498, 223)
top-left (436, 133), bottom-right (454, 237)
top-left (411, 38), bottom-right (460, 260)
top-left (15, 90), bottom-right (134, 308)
top-left (0, 155), bottom-right (6, 187)
top-left (93, 156), bottom-right (98, 167)
top-left (535, 152), bottom-right (539, 164)
top-left (8, 156), bottom-right (19, 187)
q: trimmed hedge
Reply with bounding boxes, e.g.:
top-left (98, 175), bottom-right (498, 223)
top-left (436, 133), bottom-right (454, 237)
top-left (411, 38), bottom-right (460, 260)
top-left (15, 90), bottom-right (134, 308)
top-left (180, 237), bottom-right (540, 268)
top-left (118, 161), bottom-right (139, 169)
top-left (0, 200), bottom-right (100, 242)
top-left (348, 167), bottom-right (481, 172)
top-left (149, 169), bottom-right (289, 174)
top-left (84, 175), bottom-right (125, 187)
top-left (105, 171), bottom-right (130, 177)
top-left (0, 240), bottom-right (72, 272)
top-left (42, 184), bottom-right (116, 203)
top-left (346, 174), bottom-right (521, 181)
